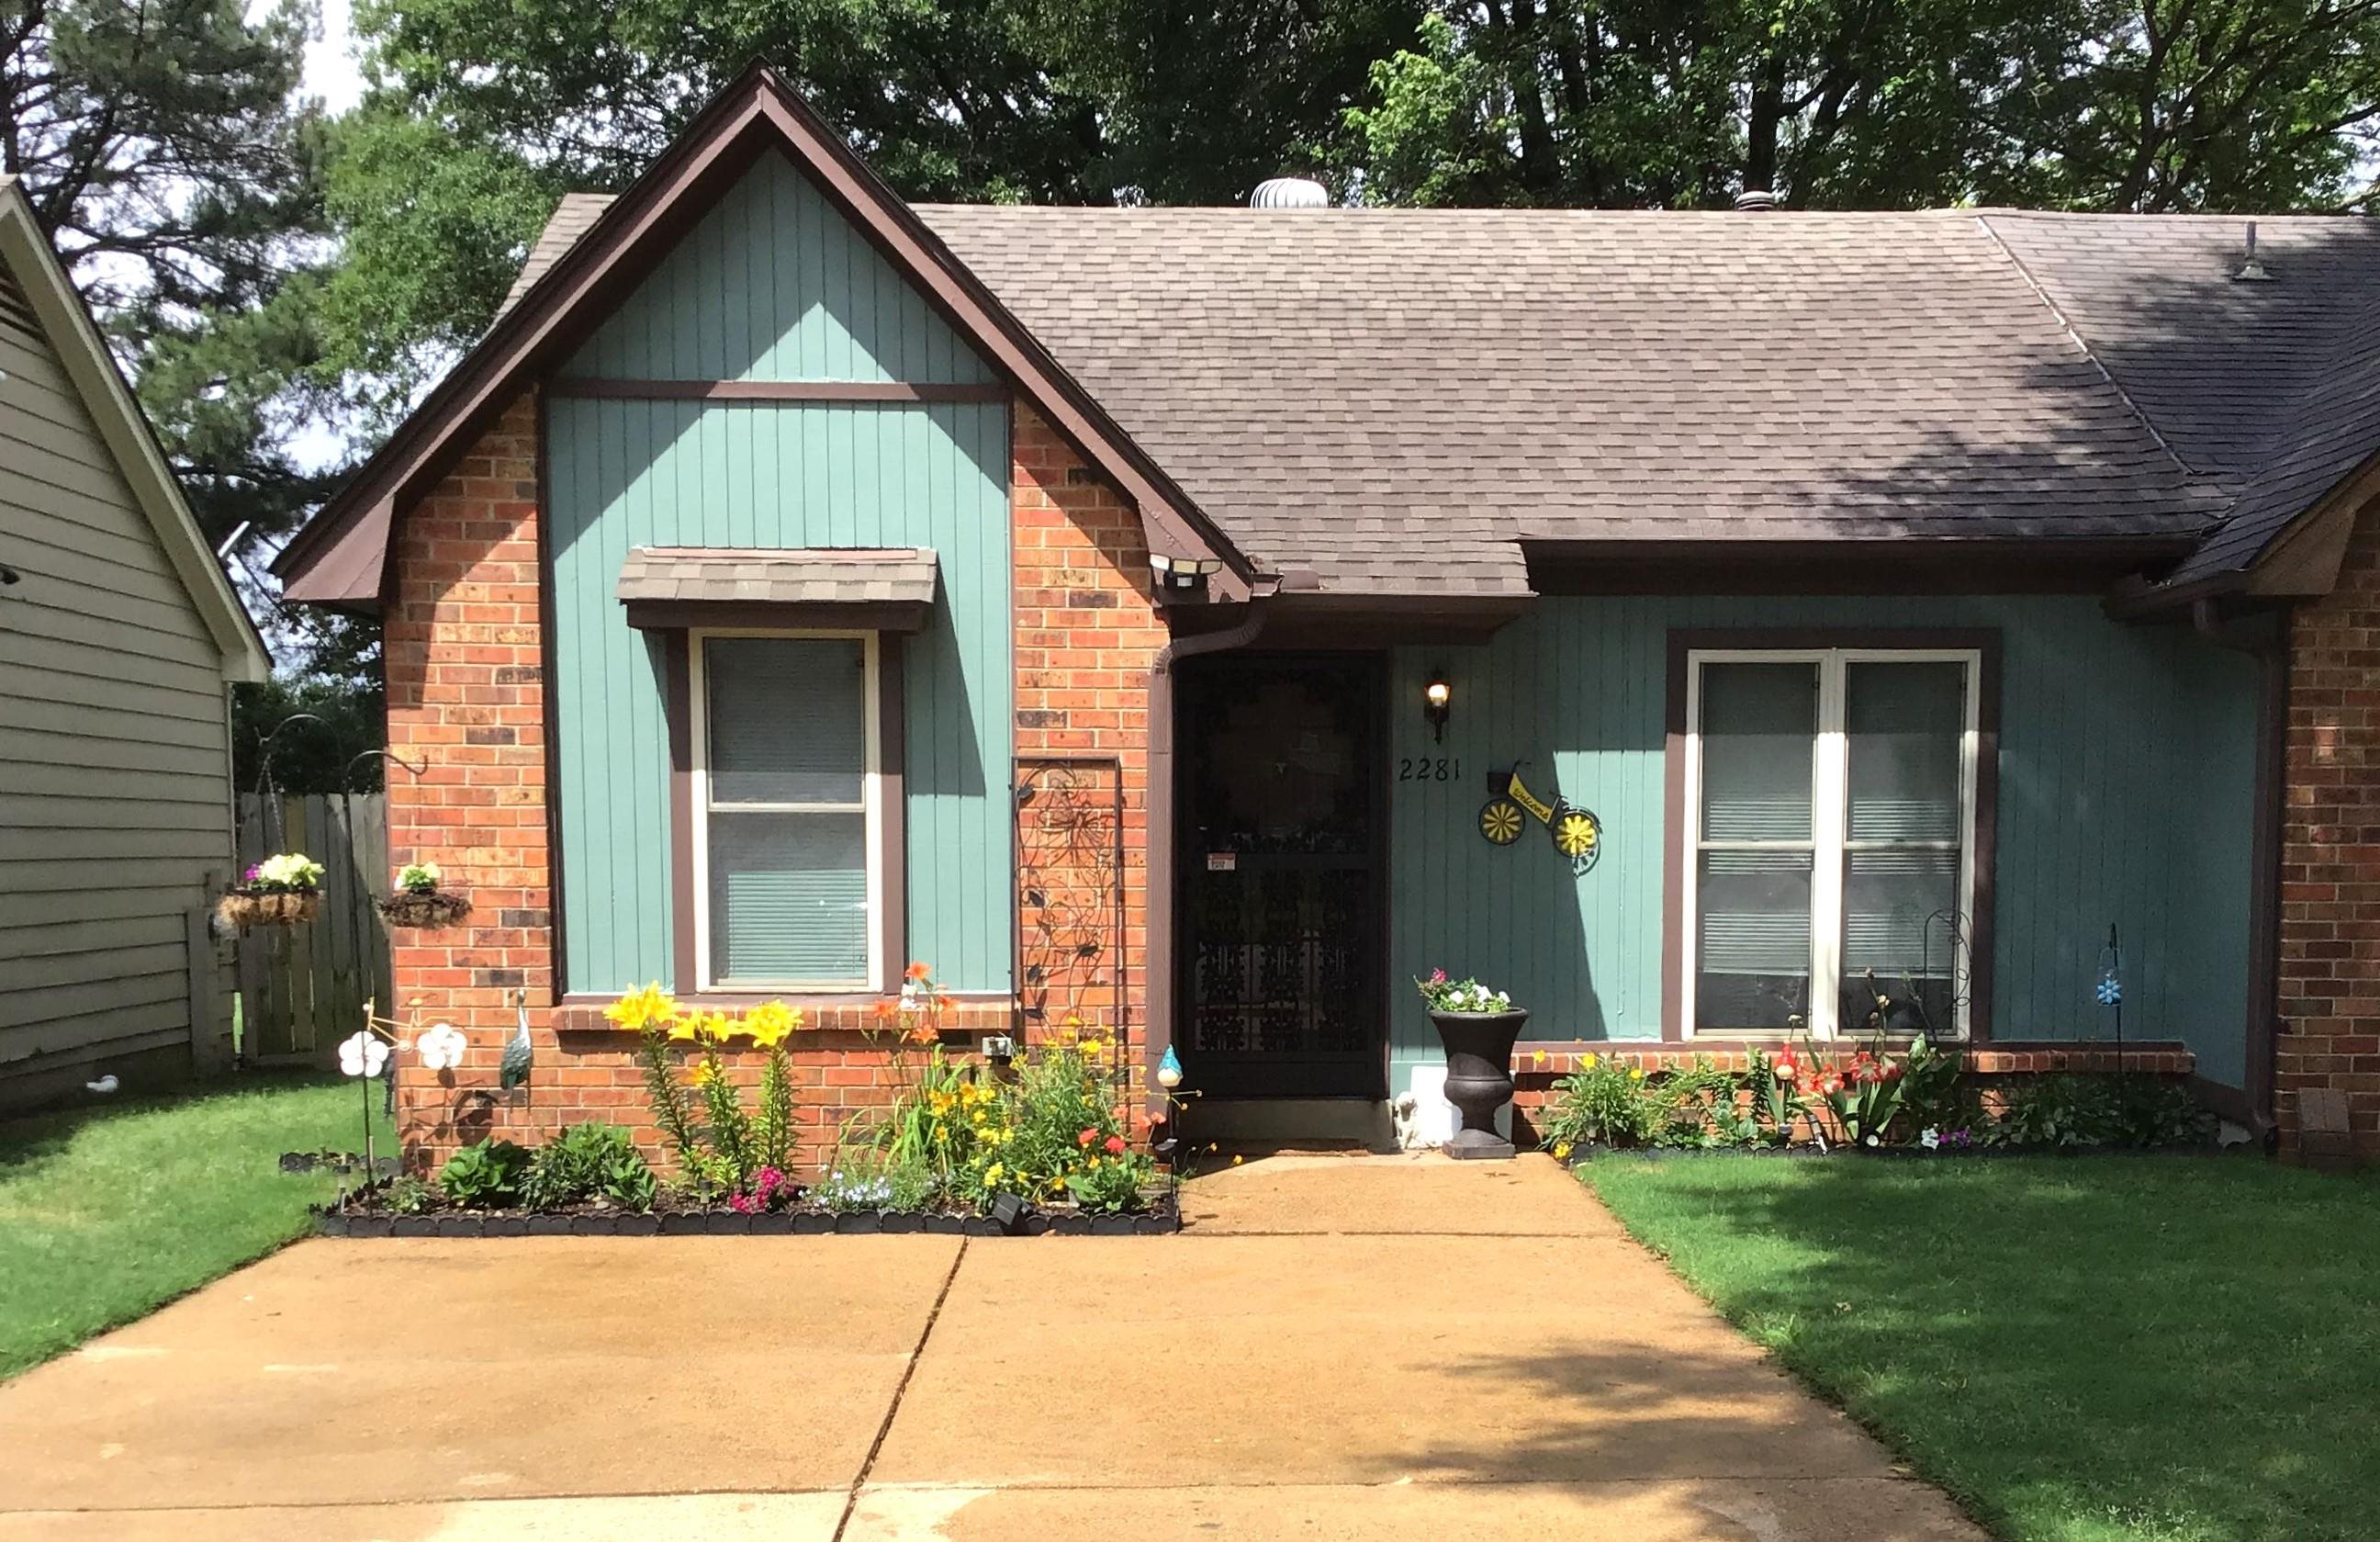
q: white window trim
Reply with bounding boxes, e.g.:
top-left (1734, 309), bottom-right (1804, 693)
top-left (690, 627), bottom-right (883, 993)
top-left (1679, 647), bottom-right (1981, 1039)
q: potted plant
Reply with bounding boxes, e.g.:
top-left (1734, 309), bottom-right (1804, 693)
top-left (216, 852), bottom-right (326, 929)
top-left (1417, 970), bottom-right (1529, 1160)
top-left (378, 861), bottom-right (471, 929)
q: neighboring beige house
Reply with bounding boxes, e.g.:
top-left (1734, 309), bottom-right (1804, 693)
top-left (0, 175), bottom-right (269, 1112)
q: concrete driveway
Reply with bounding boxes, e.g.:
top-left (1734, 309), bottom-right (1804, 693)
top-left (0, 1154), bottom-right (1983, 1541)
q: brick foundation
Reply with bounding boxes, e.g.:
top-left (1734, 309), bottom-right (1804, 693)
top-left (2278, 506), bottom-right (2380, 1163)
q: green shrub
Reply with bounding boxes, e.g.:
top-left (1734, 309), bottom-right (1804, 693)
top-left (437, 1139), bottom-right (530, 1207)
top-left (1537, 1055), bottom-right (1664, 1150)
top-left (1991, 1075), bottom-right (2215, 1149)
top-left (1895, 1038), bottom-right (1979, 1136)
top-left (384, 1175), bottom-right (435, 1214)
top-left (521, 1122), bottom-right (656, 1211)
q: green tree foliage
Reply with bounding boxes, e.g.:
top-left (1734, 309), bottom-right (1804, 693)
top-left (1331, 0), bottom-right (2380, 209)
top-left (1, 0), bottom-right (335, 541)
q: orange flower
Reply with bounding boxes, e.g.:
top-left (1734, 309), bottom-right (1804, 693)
top-left (906, 1024), bottom-right (937, 1044)
top-left (872, 999), bottom-right (898, 1022)
top-left (906, 961), bottom-right (932, 981)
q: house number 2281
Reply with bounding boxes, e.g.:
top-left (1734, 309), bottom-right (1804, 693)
top-left (1398, 757), bottom-right (1462, 782)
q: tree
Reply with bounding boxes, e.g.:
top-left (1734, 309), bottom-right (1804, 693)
top-left (1, 0), bottom-right (336, 542)
top-left (1329, 0), bottom-right (2380, 209)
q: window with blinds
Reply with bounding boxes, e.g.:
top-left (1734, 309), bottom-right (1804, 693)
top-left (697, 635), bottom-right (874, 989)
top-left (1688, 649), bottom-right (1976, 1037)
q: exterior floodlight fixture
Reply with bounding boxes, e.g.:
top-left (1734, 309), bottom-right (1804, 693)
top-left (1151, 552), bottom-right (1221, 593)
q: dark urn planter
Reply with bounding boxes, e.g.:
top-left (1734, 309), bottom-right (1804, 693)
top-left (1430, 1007), bottom-right (1529, 1160)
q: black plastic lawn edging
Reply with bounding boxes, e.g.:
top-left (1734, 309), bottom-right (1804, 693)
top-left (1557, 1139), bottom-right (2236, 1167)
top-left (311, 1194), bottom-right (1182, 1239)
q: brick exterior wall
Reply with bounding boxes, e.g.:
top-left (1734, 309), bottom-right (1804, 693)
top-left (1010, 408), bottom-right (1164, 1109)
top-left (2279, 509), bottom-right (2380, 1163)
top-left (382, 397), bottom-right (1168, 1175)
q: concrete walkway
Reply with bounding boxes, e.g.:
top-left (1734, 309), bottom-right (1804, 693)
top-left (0, 1154), bottom-right (1985, 1541)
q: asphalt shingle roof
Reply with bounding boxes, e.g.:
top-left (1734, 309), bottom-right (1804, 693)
top-left (615, 546), bottom-right (939, 606)
top-left (511, 195), bottom-right (2380, 595)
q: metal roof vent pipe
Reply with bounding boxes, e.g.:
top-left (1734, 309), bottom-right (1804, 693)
top-left (2235, 220), bottom-right (2274, 282)
top-left (1251, 176), bottom-right (1330, 209)
top-left (1734, 187), bottom-right (1778, 212)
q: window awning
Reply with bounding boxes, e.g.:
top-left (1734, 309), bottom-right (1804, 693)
top-left (616, 546), bottom-right (938, 632)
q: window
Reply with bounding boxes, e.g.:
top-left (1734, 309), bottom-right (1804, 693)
top-left (691, 633), bottom-right (880, 990)
top-left (1682, 647), bottom-right (1980, 1038)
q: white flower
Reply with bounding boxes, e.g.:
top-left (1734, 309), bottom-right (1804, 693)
top-left (398, 861), bottom-right (441, 894)
top-left (255, 852), bottom-right (325, 890)
top-left (1920, 1128), bottom-right (1941, 1150)
top-left (415, 1022), bottom-right (467, 1072)
top-left (338, 1030), bottom-right (389, 1079)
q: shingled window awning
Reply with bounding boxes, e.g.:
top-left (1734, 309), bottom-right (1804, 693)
top-left (615, 546), bottom-right (939, 632)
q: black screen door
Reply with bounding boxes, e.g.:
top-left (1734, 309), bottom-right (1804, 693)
top-left (1175, 653), bottom-right (1386, 1098)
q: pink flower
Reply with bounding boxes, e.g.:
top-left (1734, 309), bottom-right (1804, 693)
top-left (1429, 968), bottom-right (1448, 984)
top-left (1077, 1128), bottom-right (1098, 1147)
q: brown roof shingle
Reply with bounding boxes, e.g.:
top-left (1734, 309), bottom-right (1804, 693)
top-left (615, 546), bottom-right (938, 607)
top-left (511, 196), bottom-right (2380, 595)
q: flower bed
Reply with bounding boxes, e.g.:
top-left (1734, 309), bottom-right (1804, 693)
top-left (318, 964), bottom-right (1177, 1235)
top-left (1534, 1037), bottom-right (2217, 1161)
top-left (314, 1183), bottom-right (1181, 1237)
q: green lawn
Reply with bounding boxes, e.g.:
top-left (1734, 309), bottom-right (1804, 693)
top-left (0, 1074), bottom-right (393, 1379)
top-left (1579, 1154), bottom-right (2378, 1542)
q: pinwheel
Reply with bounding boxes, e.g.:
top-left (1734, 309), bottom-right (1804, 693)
top-left (338, 1030), bottom-right (389, 1079)
top-left (415, 1021), bottom-right (468, 1072)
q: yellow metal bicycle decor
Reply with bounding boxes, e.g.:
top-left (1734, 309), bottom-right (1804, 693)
top-left (1477, 761), bottom-right (1603, 876)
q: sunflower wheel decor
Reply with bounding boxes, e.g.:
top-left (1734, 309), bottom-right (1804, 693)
top-left (1477, 762), bottom-right (1603, 875)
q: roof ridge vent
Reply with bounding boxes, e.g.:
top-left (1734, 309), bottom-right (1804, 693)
top-left (2234, 220), bottom-right (2274, 281)
top-left (1251, 176), bottom-right (1329, 209)
top-left (1734, 188), bottom-right (1777, 212)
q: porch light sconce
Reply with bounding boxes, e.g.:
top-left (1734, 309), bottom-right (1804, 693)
top-left (1151, 552), bottom-right (1220, 594)
top-left (1423, 673), bottom-right (1453, 742)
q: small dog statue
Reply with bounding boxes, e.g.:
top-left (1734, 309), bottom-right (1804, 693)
top-left (1391, 1091), bottom-right (1421, 1151)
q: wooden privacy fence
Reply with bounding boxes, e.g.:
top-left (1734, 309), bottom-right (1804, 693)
top-left (233, 793), bottom-right (390, 1064)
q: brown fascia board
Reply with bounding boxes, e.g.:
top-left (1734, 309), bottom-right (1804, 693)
top-left (1526, 535), bottom-right (2199, 598)
top-left (275, 62), bottom-right (1252, 607)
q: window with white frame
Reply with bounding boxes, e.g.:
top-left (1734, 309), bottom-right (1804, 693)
top-left (692, 633), bottom-right (879, 990)
top-left (1682, 647), bottom-right (1979, 1038)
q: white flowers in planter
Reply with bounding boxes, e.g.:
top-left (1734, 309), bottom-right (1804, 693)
top-left (252, 852), bottom-right (326, 891)
top-left (415, 1022), bottom-right (467, 1072)
top-left (338, 1030), bottom-right (389, 1079)
top-left (397, 861), bottom-right (442, 895)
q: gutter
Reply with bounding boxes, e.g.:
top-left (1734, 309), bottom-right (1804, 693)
top-left (2192, 597), bottom-right (2285, 1141)
top-left (1142, 580), bottom-right (1278, 1118)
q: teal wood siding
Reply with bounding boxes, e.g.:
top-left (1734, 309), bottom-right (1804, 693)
top-left (1386, 597), bottom-right (2258, 1093)
top-left (544, 157), bottom-right (1012, 996)
top-left (565, 153), bottom-right (998, 385)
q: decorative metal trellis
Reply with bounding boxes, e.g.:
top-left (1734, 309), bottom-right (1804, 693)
top-left (1013, 757), bottom-right (1129, 1101)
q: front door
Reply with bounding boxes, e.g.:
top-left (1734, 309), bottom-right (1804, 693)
top-left (1175, 653), bottom-right (1386, 1098)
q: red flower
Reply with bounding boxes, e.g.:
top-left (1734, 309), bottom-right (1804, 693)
top-left (1077, 1128), bottom-right (1098, 1147)
top-left (1882, 1061), bottom-right (1904, 1082)
top-left (1105, 1134), bottom-right (1127, 1155)
top-left (1818, 1074), bottom-right (1844, 1097)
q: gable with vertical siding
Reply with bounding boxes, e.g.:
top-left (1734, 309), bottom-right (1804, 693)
top-left (546, 153), bottom-right (1014, 995)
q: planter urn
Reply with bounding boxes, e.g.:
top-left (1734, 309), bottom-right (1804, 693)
top-left (1429, 1007), bottom-right (1530, 1160)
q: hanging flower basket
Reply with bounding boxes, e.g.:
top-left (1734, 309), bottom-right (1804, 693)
top-left (379, 890), bottom-right (471, 929)
top-left (377, 861), bottom-right (470, 930)
top-left (217, 854), bottom-right (325, 930)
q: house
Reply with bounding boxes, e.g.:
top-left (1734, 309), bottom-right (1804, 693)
top-left (274, 65), bottom-right (2380, 1166)
top-left (0, 177), bottom-right (270, 1112)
